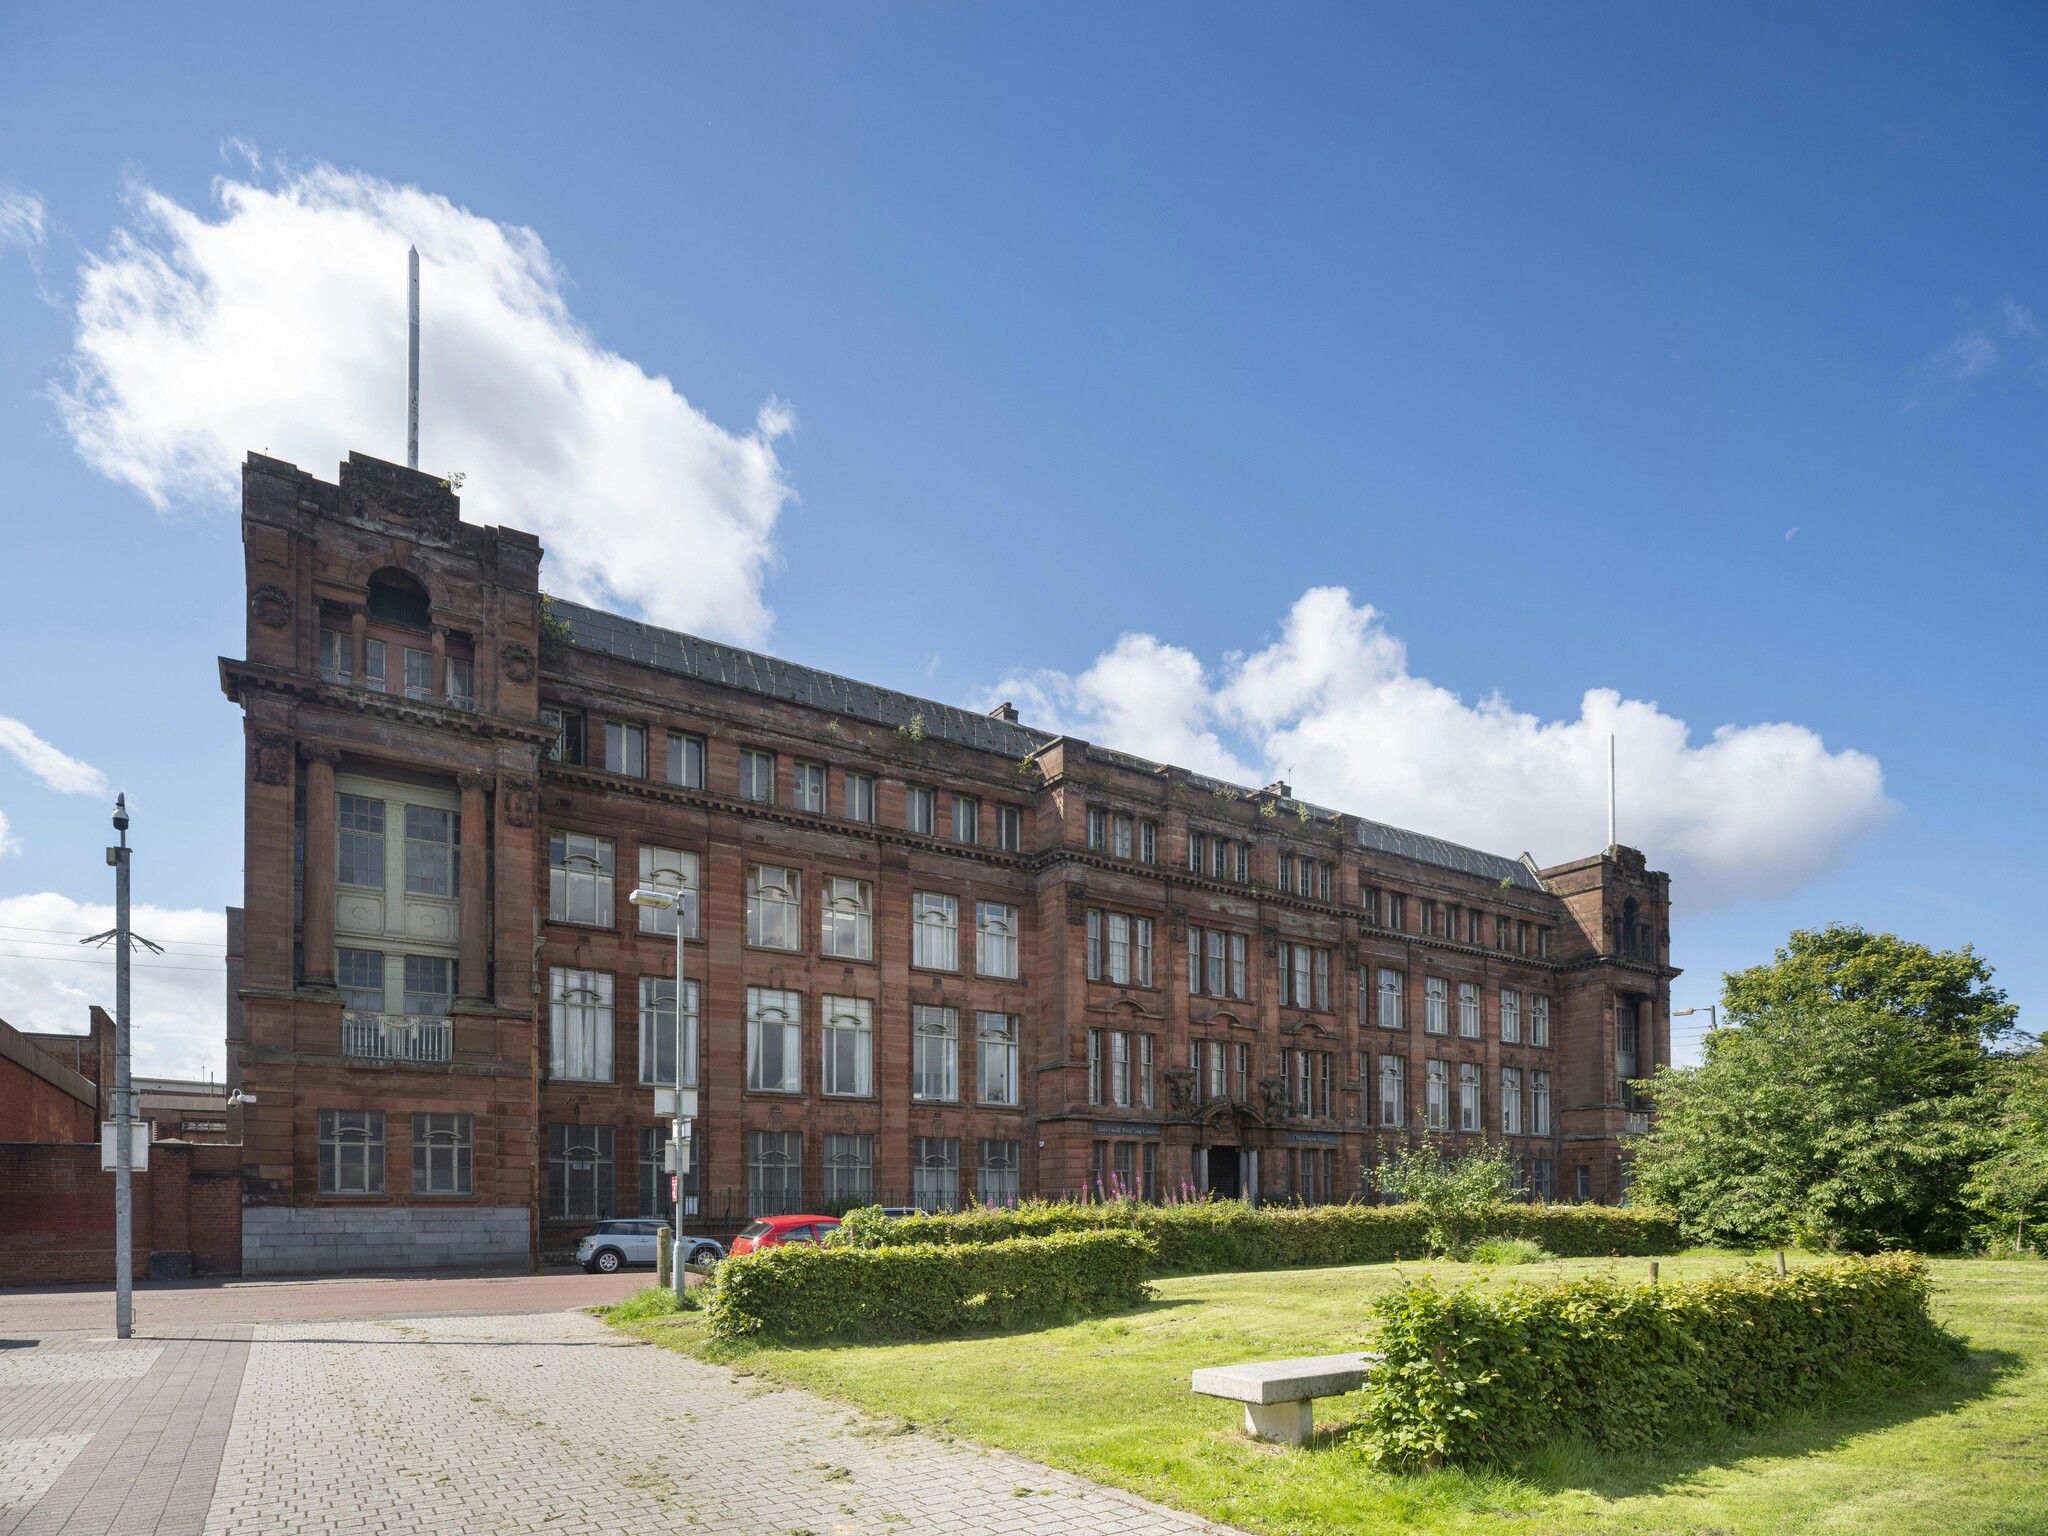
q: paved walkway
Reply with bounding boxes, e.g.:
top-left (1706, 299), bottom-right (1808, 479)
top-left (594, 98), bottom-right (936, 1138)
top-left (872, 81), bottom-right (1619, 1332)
top-left (1, 1305), bottom-right (1237, 1536)
top-left (0, 1270), bottom-right (645, 1335)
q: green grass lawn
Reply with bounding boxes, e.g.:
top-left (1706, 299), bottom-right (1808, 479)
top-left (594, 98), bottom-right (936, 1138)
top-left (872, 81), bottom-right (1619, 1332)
top-left (603, 1254), bottom-right (2048, 1536)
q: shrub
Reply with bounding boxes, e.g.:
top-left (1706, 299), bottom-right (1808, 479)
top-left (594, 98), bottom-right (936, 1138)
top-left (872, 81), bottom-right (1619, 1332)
top-left (1470, 1237), bottom-right (1553, 1266)
top-left (704, 1228), bottom-right (1155, 1343)
top-left (1373, 1142), bottom-right (1519, 1255)
top-left (1350, 1252), bottom-right (1951, 1468)
top-left (852, 1200), bottom-right (1678, 1273)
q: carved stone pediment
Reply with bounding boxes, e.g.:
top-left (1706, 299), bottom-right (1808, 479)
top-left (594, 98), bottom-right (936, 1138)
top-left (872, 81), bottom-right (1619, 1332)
top-left (1279, 1014), bottom-right (1334, 1038)
top-left (1085, 993), bottom-right (1165, 1023)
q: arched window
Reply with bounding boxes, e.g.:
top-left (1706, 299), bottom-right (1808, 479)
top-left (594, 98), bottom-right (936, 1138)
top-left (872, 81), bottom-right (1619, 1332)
top-left (366, 567), bottom-right (431, 630)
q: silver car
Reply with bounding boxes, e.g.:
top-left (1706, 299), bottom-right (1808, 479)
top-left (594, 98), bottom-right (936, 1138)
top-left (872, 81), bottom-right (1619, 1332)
top-left (576, 1219), bottom-right (724, 1274)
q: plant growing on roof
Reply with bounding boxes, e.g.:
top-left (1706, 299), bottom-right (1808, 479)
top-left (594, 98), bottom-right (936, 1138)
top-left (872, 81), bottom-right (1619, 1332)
top-left (537, 592), bottom-right (574, 647)
top-left (898, 712), bottom-right (927, 744)
top-left (1258, 798), bottom-right (1278, 819)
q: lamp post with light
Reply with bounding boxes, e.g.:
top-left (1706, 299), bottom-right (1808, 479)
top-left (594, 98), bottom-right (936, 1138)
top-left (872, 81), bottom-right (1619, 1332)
top-left (1672, 1005), bottom-right (1719, 1032)
top-left (627, 883), bottom-right (695, 1295)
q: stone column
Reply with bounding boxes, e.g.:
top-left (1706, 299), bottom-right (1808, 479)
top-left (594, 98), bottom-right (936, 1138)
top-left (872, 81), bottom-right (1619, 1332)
top-left (457, 773), bottom-right (490, 1000)
top-left (348, 607), bottom-right (367, 684)
top-left (301, 745), bottom-right (342, 986)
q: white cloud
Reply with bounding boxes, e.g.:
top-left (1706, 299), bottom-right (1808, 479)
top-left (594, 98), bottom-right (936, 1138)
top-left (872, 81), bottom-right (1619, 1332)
top-left (0, 811), bottom-right (17, 860)
top-left (990, 587), bottom-right (1896, 911)
top-left (0, 715), bottom-right (112, 797)
top-left (0, 187), bottom-right (45, 251)
top-left (1935, 329), bottom-right (1998, 381)
top-left (55, 164), bottom-right (794, 644)
top-left (0, 893), bottom-right (227, 1080)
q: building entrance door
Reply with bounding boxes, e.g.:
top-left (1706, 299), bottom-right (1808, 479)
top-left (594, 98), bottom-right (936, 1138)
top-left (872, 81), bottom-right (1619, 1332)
top-left (1207, 1146), bottom-right (1241, 1199)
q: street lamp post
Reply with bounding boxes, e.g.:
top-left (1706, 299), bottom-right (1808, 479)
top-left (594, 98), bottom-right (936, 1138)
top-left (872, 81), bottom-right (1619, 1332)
top-left (110, 796), bottom-right (134, 1339)
top-left (627, 883), bottom-right (693, 1295)
top-left (1672, 1005), bottom-right (1719, 1032)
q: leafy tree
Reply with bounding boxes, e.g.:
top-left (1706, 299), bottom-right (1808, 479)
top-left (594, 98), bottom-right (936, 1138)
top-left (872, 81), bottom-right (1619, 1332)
top-left (1372, 1139), bottom-right (1518, 1257)
top-left (1964, 1044), bottom-right (2048, 1251)
top-left (1629, 926), bottom-right (2017, 1252)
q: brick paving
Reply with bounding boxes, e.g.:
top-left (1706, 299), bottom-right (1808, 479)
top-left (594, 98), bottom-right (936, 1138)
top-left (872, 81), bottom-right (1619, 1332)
top-left (0, 1270), bottom-right (644, 1335)
top-left (0, 1331), bottom-right (249, 1536)
top-left (0, 1302), bottom-right (1239, 1535)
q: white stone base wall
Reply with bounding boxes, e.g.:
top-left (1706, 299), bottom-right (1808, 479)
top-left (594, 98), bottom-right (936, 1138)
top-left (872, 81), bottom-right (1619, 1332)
top-left (242, 1206), bottom-right (530, 1275)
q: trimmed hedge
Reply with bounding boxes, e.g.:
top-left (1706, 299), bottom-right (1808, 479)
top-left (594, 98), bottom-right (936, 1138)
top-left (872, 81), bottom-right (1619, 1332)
top-left (705, 1229), bottom-right (1155, 1343)
top-left (860, 1201), bottom-right (1679, 1273)
top-left (1352, 1252), bottom-right (1949, 1468)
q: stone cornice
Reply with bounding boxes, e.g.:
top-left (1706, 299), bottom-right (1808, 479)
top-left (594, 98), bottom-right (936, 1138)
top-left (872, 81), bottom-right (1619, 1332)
top-left (219, 657), bottom-right (554, 746)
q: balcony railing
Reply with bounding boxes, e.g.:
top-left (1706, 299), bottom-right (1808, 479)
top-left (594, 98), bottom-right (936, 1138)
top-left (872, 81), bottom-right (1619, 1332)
top-left (342, 1011), bottom-right (453, 1064)
top-left (1624, 1111), bottom-right (1650, 1136)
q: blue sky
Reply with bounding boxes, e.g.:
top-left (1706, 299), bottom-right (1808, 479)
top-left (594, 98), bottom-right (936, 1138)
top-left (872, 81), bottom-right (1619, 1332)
top-left (0, 2), bottom-right (2041, 1076)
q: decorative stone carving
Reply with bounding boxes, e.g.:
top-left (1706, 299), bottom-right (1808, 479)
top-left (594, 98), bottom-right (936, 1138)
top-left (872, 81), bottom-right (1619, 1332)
top-left (1169, 907), bottom-right (1187, 942)
top-left (1065, 885), bottom-right (1087, 926)
top-left (1163, 1067), bottom-right (1197, 1116)
top-left (251, 729), bottom-right (292, 786)
top-left (501, 778), bottom-right (537, 828)
top-left (1262, 923), bottom-right (1279, 958)
top-left (249, 584), bottom-right (293, 629)
top-left (1258, 1075), bottom-right (1291, 1120)
top-left (456, 771), bottom-right (493, 794)
top-left (500, 641), bottom-right (535, 684)
top-left (297, 742), bottom-right (342, 766)
top-left (339, 453), bottom-right (460, 542)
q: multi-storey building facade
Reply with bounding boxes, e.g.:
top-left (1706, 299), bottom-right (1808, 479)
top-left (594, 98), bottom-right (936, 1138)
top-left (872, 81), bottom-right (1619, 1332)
top-left (222, 450), bottom-right (1674, 1273)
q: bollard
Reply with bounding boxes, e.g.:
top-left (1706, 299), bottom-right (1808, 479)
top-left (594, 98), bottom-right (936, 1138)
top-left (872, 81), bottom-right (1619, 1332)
top-left (1649, 1262), bottom-right (1659, 1284)
top-left (656, 1225), bottom-right (672, 1289)
top-left (1775, 1249), bottom-right (1787, 1278)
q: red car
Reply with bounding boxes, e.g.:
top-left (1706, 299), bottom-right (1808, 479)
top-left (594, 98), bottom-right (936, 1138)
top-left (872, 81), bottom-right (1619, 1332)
top-left (729, 1214), bottom-right (841, 1255)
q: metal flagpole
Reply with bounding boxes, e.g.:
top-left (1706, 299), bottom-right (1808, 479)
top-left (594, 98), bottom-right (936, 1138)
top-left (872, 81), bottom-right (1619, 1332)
top-left (111, 795), bottom-right (134, 1339)
top-left (407, 246), bottom-right (421, 470)
top-left (1607, 733), bottom-right (1617, 848)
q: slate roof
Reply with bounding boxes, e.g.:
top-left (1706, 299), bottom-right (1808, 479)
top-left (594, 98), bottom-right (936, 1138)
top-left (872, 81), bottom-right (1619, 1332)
top-left (554, 599), bottom-right (1547, 892)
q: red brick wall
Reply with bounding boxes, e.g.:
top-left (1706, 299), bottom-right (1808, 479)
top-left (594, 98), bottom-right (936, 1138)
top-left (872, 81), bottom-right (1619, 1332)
top-left (0, 1141), bottom-right (242, 1285)
top-left (0, 1055), bottom-right (97, 1143)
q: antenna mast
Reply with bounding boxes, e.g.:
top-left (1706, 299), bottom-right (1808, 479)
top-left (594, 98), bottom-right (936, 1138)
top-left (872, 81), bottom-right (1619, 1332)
top-left (407, 246), bottom-right (420, 470)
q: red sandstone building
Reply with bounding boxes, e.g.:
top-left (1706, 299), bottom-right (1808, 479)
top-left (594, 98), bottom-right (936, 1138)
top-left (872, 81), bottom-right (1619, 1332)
top-left (221, 449), bottom-right (1673, 1273)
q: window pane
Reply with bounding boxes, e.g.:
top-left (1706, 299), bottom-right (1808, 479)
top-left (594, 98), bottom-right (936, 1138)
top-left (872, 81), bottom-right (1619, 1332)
top-left (549, 968), bottom-right (615, 1081)
top-left (821, 876), bottom-right (873, 960)
top-left (913, 1006), bottom-right (959, 1101)
top-left (746, 988), bottom-right (803, 1093)
top-left (403, 805), bottom-right (454, 897)
top-left (844, 772), bottom-right (876, 823)
top-left (337, 795), bottom-right (385, 888)
top-left (822, 995), bottom-right (873, 1097)
top-left (746, 864), bottom-right (801, 950)
top-left (638, 845), bottom-right (700, 938)
top-left (975, 901), bottom-right (1018, 978)
top-left (912, 892), bottom-right (957, 970)
top-left (977, 1012), bottom-right (1018, 1105)
top-left (338, 949), bottom-right (384, 1012)
top-left (666, 732), bottom-right (705, 788)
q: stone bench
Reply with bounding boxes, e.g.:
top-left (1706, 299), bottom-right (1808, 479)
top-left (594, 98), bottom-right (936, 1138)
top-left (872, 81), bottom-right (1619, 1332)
top-left (1190, 1352), bottom-right (1379, 1445)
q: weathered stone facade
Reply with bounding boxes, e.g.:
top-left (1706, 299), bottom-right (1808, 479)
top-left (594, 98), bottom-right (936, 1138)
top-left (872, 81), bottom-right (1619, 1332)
top-left (222, 449), bottom-right (1674, 1271)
